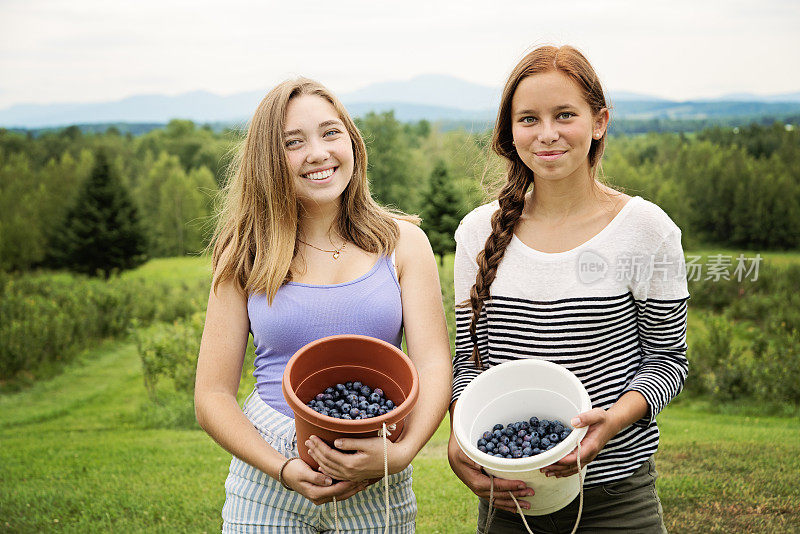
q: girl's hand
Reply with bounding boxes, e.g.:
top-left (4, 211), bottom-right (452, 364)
top-left (305, 435), bottom-right (413, 483)
top-left (447, 430), bottom-right (534, 513)
top-left (281, 456), bottom-right (369, 505)
top-left (540, 408), bottom-right (622, 478)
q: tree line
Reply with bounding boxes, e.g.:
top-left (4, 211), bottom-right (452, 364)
top-left (1, 117), bottom-right (799, 274)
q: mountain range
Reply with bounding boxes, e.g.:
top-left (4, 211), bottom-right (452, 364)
top-left (2, 74), bottom-right (799, 129)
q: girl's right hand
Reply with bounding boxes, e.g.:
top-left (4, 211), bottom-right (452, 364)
top-left (447, 430), bottom-right (534, 514)
top-left (282, 458), bottom-right (369, 505)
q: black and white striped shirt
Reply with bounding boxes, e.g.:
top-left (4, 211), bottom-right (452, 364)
top-left (452, 196), bottom-right (689, 486)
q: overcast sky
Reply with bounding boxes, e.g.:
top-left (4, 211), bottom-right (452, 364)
top-left (1, 0), bottom-right (799, 109)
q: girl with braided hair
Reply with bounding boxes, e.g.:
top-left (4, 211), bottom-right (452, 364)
top-left (448, 45), bottom-right (688, 532)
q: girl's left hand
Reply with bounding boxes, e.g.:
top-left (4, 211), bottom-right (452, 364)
top-left (305, 435), bottom-right (413, 483)
top-left (540, 408), bottom-right (621, 478)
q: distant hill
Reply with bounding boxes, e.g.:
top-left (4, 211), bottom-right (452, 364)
top-left (1, 74), bottom-right (799, 129)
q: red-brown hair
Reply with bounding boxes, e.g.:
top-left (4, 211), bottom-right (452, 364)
top-left (465, 45), bottom-right (609, 367)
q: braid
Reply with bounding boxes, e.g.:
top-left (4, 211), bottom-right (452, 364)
top-left (466, 172), bottom-right (529, 367)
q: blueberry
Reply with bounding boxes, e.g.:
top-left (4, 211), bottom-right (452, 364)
top-left (522, 447), bottom-right (532, 456)
top-left (341, 403), bottom-right (351, 412)
top-left (369, 393), bottom-right (381, 403)
top-left (560, 430), bottom-right (571, 440)
top-left (548, 433), bottom-right (559, 442)
top-left (482, 431), bottom-right (492, 440)
top-left (325, 387), bottom-right (335, 395)
top-left (349, 408), bottom-right (360, 417)
top-left (546, 444), bottom-right (555, 450)
top-left (386, 400), bottom-right (394, 409)
top-left (517, 429), bottom-right (527, 438)
top-left (492, 424), bottom-right (504, 431)
top-left (353, 381), bottom-right (362, 390)
top-left (540, 419), bottom-right (551, 428)
top-left (336, 383), bottom-right (346, 392)
top-left (529, 417), bottom-right (539, 427)
top-left (360, 386), bottom-right (372, 396)
top-left (512, 450), bottom-right (523, 458)
top-left (541, 438), bottom-right (551, 448)
top-left (373, 388), bottom-right (383, 397)
top-left (492, 429), bottom-right (502, 439)
top-left (341, 414), bottom-right (352, 420)
top-left (498, 445), bottom-right (510, 455)
top-left (315, 393), bottom-right (325, 401)
top-left (346, 381), bottom-right (353, 389)
top-left (532, 448), bottom-right (542, 455)
top-left (485, 442), bottom-right (495, 452)
top-left (477, 438), bottom-right (487, 447)
top-left (334, 399), bottom-right (344, 407)
top-left (520, 422), bottom-right (530, 431)
top-left (478, 445), bottom-right (487, 453)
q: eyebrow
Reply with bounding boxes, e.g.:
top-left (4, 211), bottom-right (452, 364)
top-left (514, 105), bottom-right (576, 116)
top-left (283, 119), bottom-right (345, 137)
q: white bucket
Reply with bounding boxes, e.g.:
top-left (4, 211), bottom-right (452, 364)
top-left (453, 359), bottom-right (592, 515)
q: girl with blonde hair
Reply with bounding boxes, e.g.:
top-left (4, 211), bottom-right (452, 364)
top-left (195, 78), bottom-right (451, 532)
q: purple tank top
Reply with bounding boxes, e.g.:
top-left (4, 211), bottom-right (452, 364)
top-left (247, 255), bottom-right (403, 417)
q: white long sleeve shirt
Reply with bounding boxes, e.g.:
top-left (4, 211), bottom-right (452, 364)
top-left (452, 196), bottom-right (689, 486)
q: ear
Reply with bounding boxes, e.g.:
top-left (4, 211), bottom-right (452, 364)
top-left (592, 108), bottom-right (610, 138)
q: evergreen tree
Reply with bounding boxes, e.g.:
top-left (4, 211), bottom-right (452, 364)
top-left (51, 151), bottom-right (147, 278)
top-left (420, 160), bottom-right (464, 266)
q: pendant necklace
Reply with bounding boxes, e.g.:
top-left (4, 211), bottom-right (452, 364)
top-left (297, 239), bottom-right (347, 259)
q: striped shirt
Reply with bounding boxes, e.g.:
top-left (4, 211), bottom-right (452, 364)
top-left (452, 196), bottom-right (689, 486)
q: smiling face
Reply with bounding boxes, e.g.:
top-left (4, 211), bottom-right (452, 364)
top-left (510, 70), bottom-right (608, 184)
top-left (283, 94), bottom-right (355, 208)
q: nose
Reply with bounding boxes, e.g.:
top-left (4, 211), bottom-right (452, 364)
top-left (537, 120), bottom-right (559, 145)
top-left (305, 137), bottom-right (330, 163)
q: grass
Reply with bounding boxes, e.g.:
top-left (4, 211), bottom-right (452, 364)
top-left (3, 253), bottom-right (800, 532)
top-left (1, 339), bottom-right (798, 532)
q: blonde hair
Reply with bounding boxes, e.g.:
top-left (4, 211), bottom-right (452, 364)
top-left (210, 77), bottom-right (417, 302)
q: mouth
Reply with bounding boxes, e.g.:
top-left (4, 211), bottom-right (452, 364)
top-left (534, 151), bottom-right (566, 162)
top-left (302, 166), bottom-right (337, 181)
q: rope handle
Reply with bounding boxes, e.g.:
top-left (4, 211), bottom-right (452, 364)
top-left (482, 441), bottom-right (584, 534)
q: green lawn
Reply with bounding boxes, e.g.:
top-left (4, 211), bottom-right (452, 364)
top-left (3, 254), bottom-right (800, 532)
top-left (1, 334), bottom-right (798, 532)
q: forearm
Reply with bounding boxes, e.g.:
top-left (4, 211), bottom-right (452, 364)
top-left (604, 390), bottom-right (649, 436)
top-left (393, 357), bottom-right (452, 467)
top-left (195, 390), bottom-right (288, 480)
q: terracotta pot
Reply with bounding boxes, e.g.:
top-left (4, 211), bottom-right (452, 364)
top-left (282, 334), bottom-right (419, 470)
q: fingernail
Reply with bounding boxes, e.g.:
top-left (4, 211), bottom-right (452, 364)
top-left (324, 478), bottom-right (332, 485)
top-left (570, 417), bottom-right (581, 427)
top-left (517, 483), bottom-right (525, 490)
top-left (334, 440), bottom-right (342, 448)
top-left (305, 440), bottom-right (311, 448)
top-left (308, 449), bottom-right (313, 457)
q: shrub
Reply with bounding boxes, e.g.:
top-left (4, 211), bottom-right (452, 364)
top-left (0, 271), bottom-right (206, 381)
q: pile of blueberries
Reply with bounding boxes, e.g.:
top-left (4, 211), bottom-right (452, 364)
top-left (476, 417), bottom-right (572, 459)
top-left (306, 381), bottom-right (397, 420)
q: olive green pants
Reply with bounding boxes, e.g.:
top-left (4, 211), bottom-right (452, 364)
top-left (476, 456), bottom-right (667, 533)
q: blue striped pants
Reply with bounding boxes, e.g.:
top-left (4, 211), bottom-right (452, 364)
top-left (221, 389), bottom-right (417, 533)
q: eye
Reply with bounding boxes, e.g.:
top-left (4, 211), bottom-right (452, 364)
top-left (520, 116), bottom-right (537, 124)
top-left (285, 138), bottom-right (301, 149)
top-left (557, 112), bottom-right (575, 120)
top-left (323, 128), bottom-right (342, 138)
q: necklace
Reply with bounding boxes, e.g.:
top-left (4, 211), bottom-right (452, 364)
top-left (297, 238), bottom-right (347, 259)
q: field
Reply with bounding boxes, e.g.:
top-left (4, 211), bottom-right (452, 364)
top-left (1, 256), bottom-right (799, 533)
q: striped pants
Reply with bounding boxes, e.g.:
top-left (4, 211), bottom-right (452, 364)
top-left (221, 389), bottom-right (417, 533)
